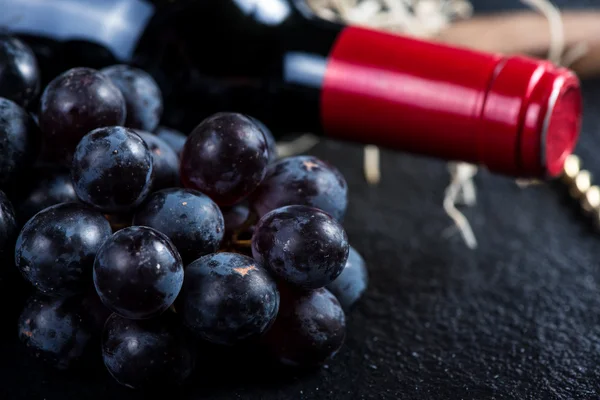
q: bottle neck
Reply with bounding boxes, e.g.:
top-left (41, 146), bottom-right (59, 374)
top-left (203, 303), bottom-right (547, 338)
top-left (134, 0), bottom-right (343, 132)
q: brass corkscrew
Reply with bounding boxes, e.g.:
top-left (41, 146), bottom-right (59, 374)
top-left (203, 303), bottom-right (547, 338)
top-left (561, 154), bottom-right (600, 226)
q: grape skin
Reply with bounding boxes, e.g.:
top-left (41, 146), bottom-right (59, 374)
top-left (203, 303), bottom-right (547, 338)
top-left (248, 116), bottom-right (277, 163)
top-left (18, 294), bottom-right (93, 370)
top-left (71, 126), bottom-right (154, 213)
top-left (262, 287), bottom-right (346, 367)
top-left (180, 112), bottom-right (269, 206)
top-left (14, 202), bottom-right (113, 297)
top-left (93, 226), bottom-right (184, 319)
top-left (102, 313), bottom-right (194, 389)
top-left (326, 246), bottom-right (369, 311)
top-left (155, 125), bottom-right (186, 157)
top-left (252, 205), bottom-right (349, 289)
top-left (251, 155), bottom-right (348, 221)
top-left (38, 67), bottom-right (126, 164)
top-left (101, 65), bottom-right (163, 132)
top-left (221, 202), bottom-right (250, 234)
top-left (178, 252), bottom-right (280, 345)
top-left (133, 188), bottom-right (224, 264)
top-left (17, 166), bottom-right (78, 226)
top-left (135, 130), bottom-right (180, 191)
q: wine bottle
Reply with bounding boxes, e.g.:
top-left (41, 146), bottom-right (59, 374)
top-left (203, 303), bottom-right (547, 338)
top-left (3, 0), bottom-right (582, 178)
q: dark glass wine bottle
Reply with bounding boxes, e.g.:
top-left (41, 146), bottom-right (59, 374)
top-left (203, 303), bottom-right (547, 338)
top-left (4, 0), bottom-right (582, 178)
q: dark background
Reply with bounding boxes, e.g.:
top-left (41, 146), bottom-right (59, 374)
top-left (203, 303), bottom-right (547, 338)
top-left (3, 1), bottom-right (600, 399)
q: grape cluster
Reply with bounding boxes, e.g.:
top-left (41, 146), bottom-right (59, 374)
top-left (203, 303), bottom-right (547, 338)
top-left (0, 37), bottom-right (369, 390)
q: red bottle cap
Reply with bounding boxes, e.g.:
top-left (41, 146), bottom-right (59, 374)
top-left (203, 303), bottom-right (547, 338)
top-left (321, 26), bottom-right (582, 178)
top-left (479, 57), bottom-right (581, 177)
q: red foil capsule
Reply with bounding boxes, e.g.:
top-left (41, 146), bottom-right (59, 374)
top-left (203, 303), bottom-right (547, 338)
top-left (321, 26), bottom-right (582, 178)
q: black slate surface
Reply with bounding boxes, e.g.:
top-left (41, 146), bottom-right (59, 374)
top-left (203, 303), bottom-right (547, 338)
top-left (4, 1), bottom-right (600, 399)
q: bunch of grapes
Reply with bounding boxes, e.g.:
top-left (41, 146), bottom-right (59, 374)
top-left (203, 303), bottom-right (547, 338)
top-left (0, 36), bottom-right (368, 390)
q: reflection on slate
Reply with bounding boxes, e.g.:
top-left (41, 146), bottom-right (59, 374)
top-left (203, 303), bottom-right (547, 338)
top-left (2, 1), bottom-right (600, 399)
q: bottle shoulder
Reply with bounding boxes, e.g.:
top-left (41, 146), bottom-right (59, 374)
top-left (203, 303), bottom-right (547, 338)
top-left (2, 0), bottom-right (155, 62)
top-left (136, 0), bottom-right (342, 73)
top-left (2, 0), bottom-right (342, 63)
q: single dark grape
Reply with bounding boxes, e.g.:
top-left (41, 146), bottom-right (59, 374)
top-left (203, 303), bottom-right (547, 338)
top-left (248, 116), bottom-right (277, 163)
top-left (155, 125), bottom-right (186, 157)
top-left (180, 112), bottom-right (269, 206)
top-left (326, 246), bottom-right (368, 312)
top-left (0, 98), bottom-right (41, 189)
top-left (262, 287), bottom-right (346, 367)
top-left (252, 205), bottom-right (349, 289)
top-left (38, 67), bottom-right (126, 164)
top-left (15, 202), bottom-right (112, 297)
top-left (220, 202), bottom-right (254, 255)
top-left (101, 65), bottom-right (163, 132)
top-left (251, 155), bottom-right (348, 221)
top-left (133, 188), bottom-right (224, 264)
top-left (221, 202), bottom-right (250, 234)
top-left (0, 36), bottom-right (40, 107)
top-left (18, 294), bottom-right (93, 370)
top-left (93, 226), bottom-right (184, 319)
top-left (178, 252), bottom-right (279, 345)
top-left (17, 166), bottom-right (78, 225)
top-left (0, 190), bottom-right (17, 267)
top-left (102, 313), bottom-right (194, 390)
top-left (136, 130), bottom-right (180, 191)
top-left (71, 126), bottom-right (154, 213)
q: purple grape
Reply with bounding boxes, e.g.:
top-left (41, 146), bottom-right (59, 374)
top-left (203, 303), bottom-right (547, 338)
top-left (221, 202), bottom-right (250, 234)
top-left (14, 202), bottom-right (112, 297)
top-left (326, 246), bottom-right (368, 311)
top-left (93, 226), bottom-right (184, 319)
top-left (133, 188), bottom-right (224, 264)
top-left (102, 313), bottom-right (194, 389)
top-left (101, 65), bottom-right (163, 132)
top-left (0, 36), bottom-right (40, 107)
top-left (180, 112), bottom-right (269, 206)
top-left (71, 126), bottom-right (154, 213)
top-left (135, 130), bottom-right (180, 191)
top-left (155, 125), bottom-right (186, 157)
top-left (17, 166), bottom-right (78, 225)
top-left (262, 287), bottom-right (346, 367)
top-left (178, 252), bottom-right (279, 345)
top-left (0, 98), bottom-right (41, 189)
top-left (38, 67), bottom-right (126, 164)
top-left (18, 294), bottom-right (93, 370)
top-left (252, 205), bottom-right (349, 289)
top-left (251, 155), bottom-right (348, 221)
top-left (248, 116), bottom-right (277, 163)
